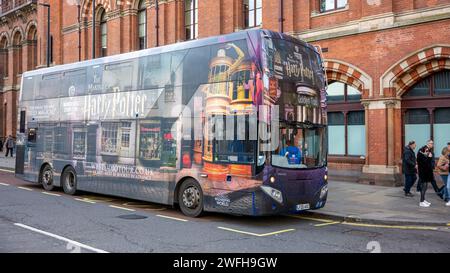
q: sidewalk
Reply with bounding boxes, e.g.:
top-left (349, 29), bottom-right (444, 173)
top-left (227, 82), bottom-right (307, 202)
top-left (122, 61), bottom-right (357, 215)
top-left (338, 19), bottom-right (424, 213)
top-left (311, 180), bottom-right (450, 226)
top-left (0, 153), bottom-right (15, 170)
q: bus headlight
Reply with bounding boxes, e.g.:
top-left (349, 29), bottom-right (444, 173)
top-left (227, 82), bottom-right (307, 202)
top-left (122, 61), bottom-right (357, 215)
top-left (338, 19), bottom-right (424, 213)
top-left (270, 176), bottom-right (276, 183)
top-left (320, 185), bottom-right (328, 199)
top-left (324, 174), bottom-right (328, 181)
top-left (261, 186), bottom-right (283, 204)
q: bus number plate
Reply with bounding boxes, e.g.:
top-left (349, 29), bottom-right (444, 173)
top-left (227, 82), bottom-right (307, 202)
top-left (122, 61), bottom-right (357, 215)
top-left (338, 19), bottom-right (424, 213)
top-left (296, 204), bottom-right (310, 211)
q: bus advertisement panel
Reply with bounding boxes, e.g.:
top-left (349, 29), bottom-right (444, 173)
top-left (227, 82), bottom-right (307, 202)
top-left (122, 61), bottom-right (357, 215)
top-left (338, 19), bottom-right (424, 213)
top-left (16, 29), bottom-right (328, 217)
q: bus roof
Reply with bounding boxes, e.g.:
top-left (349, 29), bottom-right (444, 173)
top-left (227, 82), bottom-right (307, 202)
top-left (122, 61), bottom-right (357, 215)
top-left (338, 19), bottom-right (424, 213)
top-left (22, 29), bottom-right (313, 78)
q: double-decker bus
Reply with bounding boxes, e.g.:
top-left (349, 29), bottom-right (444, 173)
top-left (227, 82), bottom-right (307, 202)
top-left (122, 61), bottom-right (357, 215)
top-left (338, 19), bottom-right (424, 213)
top-left (15, 29), bottom-right (328, 217)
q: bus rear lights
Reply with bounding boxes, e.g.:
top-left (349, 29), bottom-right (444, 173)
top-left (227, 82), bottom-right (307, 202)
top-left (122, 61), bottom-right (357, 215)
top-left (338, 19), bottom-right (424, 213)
top-left (320, 185), bottom-right (328, 199)
top-left (270, 176), bottom-right (276, 183)
top-left (261, 186), bottom-right (283, 204)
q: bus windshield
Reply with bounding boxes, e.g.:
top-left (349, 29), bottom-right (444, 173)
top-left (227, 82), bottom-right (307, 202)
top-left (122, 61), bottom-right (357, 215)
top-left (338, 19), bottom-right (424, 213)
top-left (272, 122), bottom-right (326, 169)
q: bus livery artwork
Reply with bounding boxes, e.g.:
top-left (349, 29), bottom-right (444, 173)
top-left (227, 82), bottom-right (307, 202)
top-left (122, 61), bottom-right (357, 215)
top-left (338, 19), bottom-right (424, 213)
top-left (16, 29), bottom-right (327, 217)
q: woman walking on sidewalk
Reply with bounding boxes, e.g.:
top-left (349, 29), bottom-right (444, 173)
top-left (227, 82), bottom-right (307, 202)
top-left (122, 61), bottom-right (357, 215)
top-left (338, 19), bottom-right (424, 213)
top-left (417, 145), bottom-right (434, 207)
top-left (437, 146), bottom-right (449, 204)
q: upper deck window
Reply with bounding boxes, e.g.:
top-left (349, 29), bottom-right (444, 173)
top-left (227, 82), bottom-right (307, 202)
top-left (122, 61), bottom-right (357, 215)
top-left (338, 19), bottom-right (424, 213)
top-left (319, 0), bottom-right (347, 13)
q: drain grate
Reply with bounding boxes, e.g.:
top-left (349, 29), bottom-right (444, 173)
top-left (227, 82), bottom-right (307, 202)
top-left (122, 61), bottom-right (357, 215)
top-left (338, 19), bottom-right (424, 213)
top-left (117, 214), bottom-right (148, 220)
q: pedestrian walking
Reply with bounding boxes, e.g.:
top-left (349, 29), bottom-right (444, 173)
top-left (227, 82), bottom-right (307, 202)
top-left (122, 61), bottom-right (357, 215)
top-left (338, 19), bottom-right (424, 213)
top-left (5, 135), bottom-right (15, 157)
top-left (437, 146), bottom-right (449, 203)
top-left (417, 145), bottom-right (434, 207)
top-left (416, 140), bottom-right (443, 198)
top-left (402, 140), bottom-right (417, 197)
top-left (0, 137), bottom-right (3, 152)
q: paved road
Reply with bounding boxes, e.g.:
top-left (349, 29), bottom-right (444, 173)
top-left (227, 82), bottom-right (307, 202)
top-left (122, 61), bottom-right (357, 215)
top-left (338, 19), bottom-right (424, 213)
top-left (0, 171), bottom-right (449, 253)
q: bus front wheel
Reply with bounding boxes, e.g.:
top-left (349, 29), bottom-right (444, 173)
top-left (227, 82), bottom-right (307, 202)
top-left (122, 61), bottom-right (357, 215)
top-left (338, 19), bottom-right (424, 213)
top-left (62, 167), bottom-right (78, 195)
top-left (178, 179), bottom-right (203, 217)
top-left (40, 165), bottom-right (54, 191)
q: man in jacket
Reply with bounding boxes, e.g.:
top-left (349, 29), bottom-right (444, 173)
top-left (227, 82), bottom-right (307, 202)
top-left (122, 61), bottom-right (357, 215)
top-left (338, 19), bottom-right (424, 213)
top-left (403, 140), bottom-right (417, 196)
top-left (5, 135), bottom-right (15, 157)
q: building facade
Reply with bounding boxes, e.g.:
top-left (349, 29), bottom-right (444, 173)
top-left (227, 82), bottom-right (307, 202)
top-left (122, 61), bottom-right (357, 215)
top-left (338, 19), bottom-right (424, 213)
top-left (2, 0), bottom-right (450, 185)
top-left (0, 0), bottom-right (37, 139)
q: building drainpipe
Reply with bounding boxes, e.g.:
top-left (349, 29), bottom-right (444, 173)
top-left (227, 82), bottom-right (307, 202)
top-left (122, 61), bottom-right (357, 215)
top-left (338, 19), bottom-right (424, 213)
top-left (92, 0), bottom-right (96, 59)
top-left (156, 0), bottom-right (159, 47)
top-left (279, 0), bottom-right (284, 33)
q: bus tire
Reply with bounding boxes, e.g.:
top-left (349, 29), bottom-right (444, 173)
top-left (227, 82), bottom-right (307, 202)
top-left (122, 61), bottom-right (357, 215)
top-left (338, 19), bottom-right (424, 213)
top-left (178, 179), bottom-right (203, 217)
top-left (61, 166), bottom-right (78, 195)
top-left (40, 164), bottom-right (54, 191)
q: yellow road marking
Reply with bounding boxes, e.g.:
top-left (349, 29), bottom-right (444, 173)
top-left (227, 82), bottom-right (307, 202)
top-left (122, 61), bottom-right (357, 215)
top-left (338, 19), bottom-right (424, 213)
top-left (41, 192), bottom-right (61, 197)
top-left (0, 182), bottom-right (9, 186)
top-left (109, 205), bottom-right (135, 212)
top-left (341, 221), bottom-right (439, 231)
top-left (156, 214), bottom-right (188, 222)
top-left (315, 221), bottom-right (341, 227)
top-left (0, 168), bottom-right (15, 173)
top-left (289, 215), bottom-right (334, 223)
top-left (18, 186), bottom-right (33, 191)
top-left (75, 198), bottom-right (97, 204)
top-left (218, 226), bottom-right (295, 237)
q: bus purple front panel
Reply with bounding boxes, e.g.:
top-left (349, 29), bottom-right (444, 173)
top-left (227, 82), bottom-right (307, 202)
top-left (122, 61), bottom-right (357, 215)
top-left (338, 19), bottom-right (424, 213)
top-left (202, 166), bottom-right (327, 216)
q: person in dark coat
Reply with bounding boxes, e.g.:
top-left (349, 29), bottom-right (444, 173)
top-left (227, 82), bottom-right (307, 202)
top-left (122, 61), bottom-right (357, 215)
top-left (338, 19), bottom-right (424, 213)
top-left (0, 137), bottom-right (3, 152)
top-left (402, 141), bottom-right (417, 196)
top-left (416, 140), bottom-right (444, 198)
top-left (417, 145), bottom-right (434, 207)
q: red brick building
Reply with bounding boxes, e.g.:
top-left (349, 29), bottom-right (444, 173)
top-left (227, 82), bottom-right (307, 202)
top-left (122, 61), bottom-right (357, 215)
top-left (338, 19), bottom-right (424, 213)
top-left (2, 0), bottom-right (450, 185)
top-left (0, 0), bottom-right (37, 140)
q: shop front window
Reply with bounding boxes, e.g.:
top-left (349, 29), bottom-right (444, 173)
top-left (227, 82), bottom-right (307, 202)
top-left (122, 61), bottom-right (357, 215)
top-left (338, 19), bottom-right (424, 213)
top-left (139, 120), bottom-right (162, 162)
top-left (101, 122), bottom-right (119, 154)
top-left (73, 129), bottom-right (87, 159)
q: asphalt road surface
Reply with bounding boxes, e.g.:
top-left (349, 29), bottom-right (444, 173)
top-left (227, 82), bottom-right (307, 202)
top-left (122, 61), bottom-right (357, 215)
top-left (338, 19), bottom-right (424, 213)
top-left (1, 170), bottom-right (449, 253)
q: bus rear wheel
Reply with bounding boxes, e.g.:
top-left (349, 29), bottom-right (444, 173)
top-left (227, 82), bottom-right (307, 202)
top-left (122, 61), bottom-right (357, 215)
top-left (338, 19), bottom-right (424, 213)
top-left (40, 165), bottom-right (54, 191)
top-left (62, 167), bottom-right (78, 195)
top-left (178, 179), bottom-right (203, 217)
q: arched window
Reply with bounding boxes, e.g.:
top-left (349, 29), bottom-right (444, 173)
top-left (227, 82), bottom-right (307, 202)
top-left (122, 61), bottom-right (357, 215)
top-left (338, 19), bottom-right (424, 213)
top-left (402, 70), bottom-right (450, 151)
top-left (27, 25), bottom-right (38, 70)
top-left (137, 0), bottom-right (147, 50)
top-left (13, 31), bottom-right (22, 75)
top-left (326, 82), bottom-right (365, 156)
top-left (99, 9), bottom-right (107, 57)
top-left (0, 36), bottom-right (8, 79)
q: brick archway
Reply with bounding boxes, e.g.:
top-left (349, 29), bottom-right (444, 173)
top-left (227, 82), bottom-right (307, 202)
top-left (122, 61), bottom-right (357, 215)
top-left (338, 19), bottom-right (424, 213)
top-left (381, 45), bottom-right (450, 97)
top-left (81, 0), bottom-right (115, 18)
top-left (324, 59), bottom-right (372, 98)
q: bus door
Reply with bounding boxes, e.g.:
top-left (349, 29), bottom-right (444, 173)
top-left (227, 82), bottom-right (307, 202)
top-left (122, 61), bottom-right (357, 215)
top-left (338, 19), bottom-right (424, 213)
top-left (25, 122), bottom-right (38, 175)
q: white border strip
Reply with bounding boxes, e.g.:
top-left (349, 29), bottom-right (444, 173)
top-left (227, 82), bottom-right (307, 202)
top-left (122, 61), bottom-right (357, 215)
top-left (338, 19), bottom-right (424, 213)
top-left (14, 223), bottom-right (109, 253)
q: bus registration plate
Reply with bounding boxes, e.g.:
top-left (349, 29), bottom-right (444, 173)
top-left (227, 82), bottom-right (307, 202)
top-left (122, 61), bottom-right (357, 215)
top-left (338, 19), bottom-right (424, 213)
top-left (296, 204), bottom-right (310, 211)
